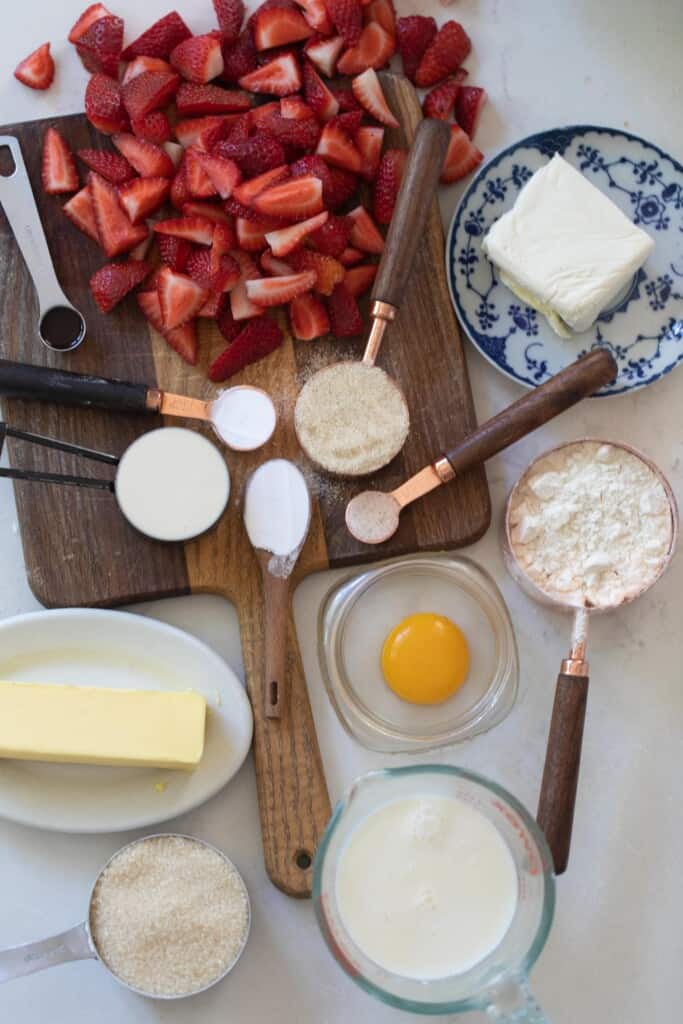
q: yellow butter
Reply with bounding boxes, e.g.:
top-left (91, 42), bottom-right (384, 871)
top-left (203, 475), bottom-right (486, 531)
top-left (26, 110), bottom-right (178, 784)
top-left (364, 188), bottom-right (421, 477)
top-left (0, 680), bottom-right (207, 770)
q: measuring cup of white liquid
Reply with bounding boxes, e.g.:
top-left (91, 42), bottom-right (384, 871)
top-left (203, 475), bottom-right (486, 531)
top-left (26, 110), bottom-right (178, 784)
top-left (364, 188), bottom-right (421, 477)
top-left (314, 765), bottom-right (554, 1021)
top-left (0, 833), bottom-right (251, 998)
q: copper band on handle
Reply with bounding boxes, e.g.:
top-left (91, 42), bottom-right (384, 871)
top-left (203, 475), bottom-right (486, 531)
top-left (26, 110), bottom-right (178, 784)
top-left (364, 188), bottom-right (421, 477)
top-left (561, 658), bottom-right (589, 677)
top-left (145, 387), bottom-right (163, 412)
top-left (362, 300), bottom-right (396, 365)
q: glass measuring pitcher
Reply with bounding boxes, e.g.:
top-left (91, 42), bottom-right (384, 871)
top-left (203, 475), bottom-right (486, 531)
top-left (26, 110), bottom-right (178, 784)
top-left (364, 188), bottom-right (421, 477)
top-left (313, 765), bottom-right (555, 1021)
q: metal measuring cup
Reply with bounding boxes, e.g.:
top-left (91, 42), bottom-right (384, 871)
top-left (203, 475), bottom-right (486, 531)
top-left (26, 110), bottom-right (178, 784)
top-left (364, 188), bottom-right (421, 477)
top-left (503, 439), bottom-right (679, 874)
top-left (0, 833), bottom-right (251, 998)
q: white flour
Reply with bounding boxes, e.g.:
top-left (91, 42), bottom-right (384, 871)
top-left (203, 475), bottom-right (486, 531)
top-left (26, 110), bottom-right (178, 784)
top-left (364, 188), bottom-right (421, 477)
top-left (210, 386), bottom-right (276, 451)
top-left (243, 459), bottom-right (311, 577)
top-left (508, 441), bottom-right (674, 608)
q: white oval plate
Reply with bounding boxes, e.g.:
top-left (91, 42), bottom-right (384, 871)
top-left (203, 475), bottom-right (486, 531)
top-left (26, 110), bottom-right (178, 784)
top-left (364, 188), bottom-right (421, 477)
top-left (0, 609), bottom-right (253, 833)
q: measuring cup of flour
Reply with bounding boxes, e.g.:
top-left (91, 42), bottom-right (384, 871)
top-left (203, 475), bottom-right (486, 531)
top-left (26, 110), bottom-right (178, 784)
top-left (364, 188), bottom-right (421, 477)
top-left (0, 834), bottom-right (251, 998)
top-left (503, 439), bottom-right (678, 873)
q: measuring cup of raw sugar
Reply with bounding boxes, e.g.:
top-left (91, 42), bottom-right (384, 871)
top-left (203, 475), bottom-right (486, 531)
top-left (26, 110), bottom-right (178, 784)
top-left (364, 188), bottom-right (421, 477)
top-left (0, 833), bottom-right (251, 998)
top-left (314, 765), bottom-right (555, 1022)
top-left (503, 439), bottom-right (678, 875)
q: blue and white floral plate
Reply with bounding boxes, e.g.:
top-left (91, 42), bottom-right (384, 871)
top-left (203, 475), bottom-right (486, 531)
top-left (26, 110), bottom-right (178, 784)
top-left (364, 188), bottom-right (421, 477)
top-left (446, 125), bottom-right (683, 395)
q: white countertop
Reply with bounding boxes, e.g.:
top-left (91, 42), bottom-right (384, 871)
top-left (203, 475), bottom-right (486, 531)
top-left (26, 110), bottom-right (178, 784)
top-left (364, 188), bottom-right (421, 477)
top-left (1, 1), bottom-right (682, 1021)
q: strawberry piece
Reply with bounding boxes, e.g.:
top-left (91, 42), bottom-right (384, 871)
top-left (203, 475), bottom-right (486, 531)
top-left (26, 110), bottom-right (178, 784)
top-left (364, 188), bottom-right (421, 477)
top-left (343, 263), bottom-right (377, 297)
top-left (85, 73), bottom-right (128, 134)
top-left (249, 100), bottom-right (281, 129)
top-left (454, 85), bottom-right (487, 139)
top-left (326, 282), bottom-right (362, 336)
top-left (325, 165), bottom-right (358, 208)
top-left (176, 82), bottom-right (252, 115)
top-left (118, 176), bottom-right (171, 223)
top-left (69, 4), bottom-right (111, 43)
top-left (355, 125), bottom-right (384, 181)
top-left (253, 6), bottom-right (313, 49)
top-left (158, 233), bottom-right (192, 271)
top-left (170, 33), bottom-right (224, 84)
top-left (186, 247), bottom-right (239, 292)
top-left (216, 133), bottom-right (286, 178)
top-left (63, 187), bottom-right (99, 243)
top-left (76, 15), bottom-right (123, 78)
top-left (265, 210), bottom-right (328, 257)
top-left (170, 158), bottom-right (191, 208)
top-left (175, 115), bottom-right (233, 148)
top-left (255, 111), bottom-right (320, 153)
top-left (216, 302), bottom-right (242, 341)
top-left (137, 287), bottom-right (165, 330)
top-left (261, 249), bottom-right (294, 274)
top-left (364, 0), bottom-right (395, 37)
top-left (336, 22), bottom-right (394, 75)
top-left (347, 204), bottom-right (384, 253)
top-left (88, 172), bottom-right (148, 257)
top-left (185, 147), bottom-right (218, 198)
top-left (236, 217), bottom-right (272, 251)
top-left (422, 72), bottom-right (467, 121)
top-left (373, 147), bottom-right (405, 225)
top-left (122, 56), bottom-right (172, 85)
top-left (303, 60), bottom-right (339, 121)
top-left (280, 95), bottom-right (314, 119)
top-left (440, 124), bottom-right (483, 184)
top-left (238, 52), bottom-right (301, 95)
top-left (333, 110), bottom-right (363, 134)
top-left (396, 15), bottom-right (435, 83)
top-left (339, 245), bottom-right (363, 266)
top-left (254, 174), bottom-right (323, 219)
top-left (415, 20), bottom-right (471, 89)
top-left (209, 314), bottom-right (283, 381)
top-left (290, 291), bottom-right (329, 339)
top-left (163, 140), bottom-right (184, 166)
top-left (331, 85), bottom-right (361, 112)
top-left (246, 269), bottom-right (316, 306)
top-left (14, 42), bottom-right (54, 91)
top-left (327, 0), bottom-right (362, 46)
top-left (309, 212), bottom-right (349, 257)
top-left (233, 164), bottom-right (290, 205)
top-left (122, 69), bottom-right (179, 121)
top-left (213, 0), bottom-right (245, 44)
top-left (42, 128), bottom-right (78, 195)
top-left (122, 12), bottom-right (192, 61)
top-left (194, 151), bottom-right (242, 198)
top-left (289, 248), bottom-right (344, 295)
top-left (352, 68), bottom-right (398, 127)
top-left (157, 266), bottom-right (209, 328)
top-left (90, 259), bottom-right (151, 313)
top-left (154, 215), bottom-right (216, 245)
top-left (303, 35), bottom-right (343, 77)
top-left (316, 121), bottom-right (364, 174)
top-left (230, 249), bottom-right (263, 318)
top-left (221, 30), bottom-right (257, 82)
top-left (164, 319), bottom-right (199, 364)
top-left (295, 0), bottom-right (332, 34)
top-left (131, 111), bottom-right (172, 144)
top-left (182, 200), bottom-right (233, 225)
top-left (198, 291), bottom-right (227, 318)
top-left (112, 133), bottom-right (175, 177)
top-left (290, 154), bottom-right (332, 199)
top-left (129, 234), bottom-right (155, 264)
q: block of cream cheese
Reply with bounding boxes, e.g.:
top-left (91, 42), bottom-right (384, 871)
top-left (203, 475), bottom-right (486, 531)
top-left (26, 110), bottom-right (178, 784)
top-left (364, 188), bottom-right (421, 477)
top-left (0, 680), bottom-right (206, 770)
top-left (482, 153), bottom-right (655, 336)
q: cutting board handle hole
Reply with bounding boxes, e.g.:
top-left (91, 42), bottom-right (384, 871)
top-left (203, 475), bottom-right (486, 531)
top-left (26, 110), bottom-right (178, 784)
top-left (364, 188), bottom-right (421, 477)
top-left (295, 849), bottom-right (312, 871)
top-left (0, 146), bottom-right (16, 177)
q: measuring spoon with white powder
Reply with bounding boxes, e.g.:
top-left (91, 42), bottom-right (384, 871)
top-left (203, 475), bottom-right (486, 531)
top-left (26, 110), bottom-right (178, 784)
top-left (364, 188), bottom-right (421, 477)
top-left (0, 360), bottom-right (277, 452)
top-left (243, 459), bottom-right (311, 719)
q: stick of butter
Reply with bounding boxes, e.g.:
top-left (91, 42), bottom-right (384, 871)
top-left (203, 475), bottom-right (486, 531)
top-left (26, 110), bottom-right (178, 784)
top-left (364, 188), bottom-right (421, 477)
top-left (0, 680), bottom-right (207, 770)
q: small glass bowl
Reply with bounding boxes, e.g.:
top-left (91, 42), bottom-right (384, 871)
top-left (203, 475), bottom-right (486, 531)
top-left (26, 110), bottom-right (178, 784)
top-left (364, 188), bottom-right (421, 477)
top-left (317, 554), bottom-right (519, 753)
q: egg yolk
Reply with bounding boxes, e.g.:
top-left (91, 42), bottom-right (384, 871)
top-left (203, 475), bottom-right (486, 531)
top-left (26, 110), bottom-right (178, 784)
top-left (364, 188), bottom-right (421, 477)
top-left (381, 613), bottom-right (470, 705)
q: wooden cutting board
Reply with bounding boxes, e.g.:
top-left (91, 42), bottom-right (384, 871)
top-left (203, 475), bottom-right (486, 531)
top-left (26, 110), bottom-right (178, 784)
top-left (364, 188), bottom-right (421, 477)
top-left (0, 73), bottom-right (490, 896)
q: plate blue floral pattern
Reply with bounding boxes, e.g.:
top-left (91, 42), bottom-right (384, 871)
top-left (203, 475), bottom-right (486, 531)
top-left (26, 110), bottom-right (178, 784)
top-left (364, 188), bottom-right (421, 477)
top-left (446, 125), bottom-right (683, 395)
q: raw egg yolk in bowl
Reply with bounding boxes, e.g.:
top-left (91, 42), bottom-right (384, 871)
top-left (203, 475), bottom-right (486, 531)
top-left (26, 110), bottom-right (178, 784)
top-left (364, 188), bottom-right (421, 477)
top-left (381, 613), bottom-right (470, 705)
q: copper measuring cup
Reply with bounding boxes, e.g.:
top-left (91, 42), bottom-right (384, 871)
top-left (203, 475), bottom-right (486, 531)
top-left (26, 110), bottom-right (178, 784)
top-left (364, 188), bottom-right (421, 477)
top-left (503, 439), bottom-right (679, 873)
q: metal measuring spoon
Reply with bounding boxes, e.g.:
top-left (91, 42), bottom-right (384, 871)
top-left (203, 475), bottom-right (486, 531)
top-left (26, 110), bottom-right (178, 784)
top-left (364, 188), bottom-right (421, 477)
top-left (0, 136), bottom-right (86, 352)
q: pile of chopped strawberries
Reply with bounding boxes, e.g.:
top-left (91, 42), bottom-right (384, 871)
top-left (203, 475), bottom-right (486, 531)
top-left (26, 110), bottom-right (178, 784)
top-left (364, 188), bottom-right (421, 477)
top-left (29, 1), bottom-right (486, 380)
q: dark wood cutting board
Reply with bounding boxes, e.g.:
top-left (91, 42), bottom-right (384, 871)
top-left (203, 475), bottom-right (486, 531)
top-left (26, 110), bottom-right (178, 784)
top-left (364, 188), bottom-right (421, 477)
top-left (0, 73), bottom-right (490, 896)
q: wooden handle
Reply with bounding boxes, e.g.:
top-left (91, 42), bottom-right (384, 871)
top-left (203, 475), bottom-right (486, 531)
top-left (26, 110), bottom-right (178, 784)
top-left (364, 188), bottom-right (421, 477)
top-left (0, 359), bottom-right (151, 412)
top-left (445, 349), bottom-right (617, 474)
top-left (371, 118), bottom-right (450, 309)
top-left (262, 571), bottom-right (290, 719)
top-left (537, 672), bottom-right (589, 874)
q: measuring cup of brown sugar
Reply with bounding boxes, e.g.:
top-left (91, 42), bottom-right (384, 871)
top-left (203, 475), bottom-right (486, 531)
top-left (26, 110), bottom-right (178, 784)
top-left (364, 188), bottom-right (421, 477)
top-left (503, 439), bottom-right (678, 874)
top-left (0, 834), bottom-right (251, 998)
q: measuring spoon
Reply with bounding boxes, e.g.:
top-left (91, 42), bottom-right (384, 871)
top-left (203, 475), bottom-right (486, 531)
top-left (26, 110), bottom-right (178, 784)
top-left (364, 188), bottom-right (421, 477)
top-left (0, 136), bottom-right (86, 352)
top-left (294, 118), bottom-right (450, 477)
top-left (346, 349), bottom-right (618, 544)
top-left (0, 359), bottom-right (277, 451)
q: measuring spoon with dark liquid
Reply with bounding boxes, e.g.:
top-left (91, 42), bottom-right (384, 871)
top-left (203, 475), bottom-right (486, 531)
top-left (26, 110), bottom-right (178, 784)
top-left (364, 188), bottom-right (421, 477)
top-left (0, 135), bottom-right (86, 352)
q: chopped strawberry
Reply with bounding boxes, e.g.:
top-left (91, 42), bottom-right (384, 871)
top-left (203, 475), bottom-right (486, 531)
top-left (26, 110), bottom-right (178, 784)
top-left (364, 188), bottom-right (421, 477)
top-left (290, 291), bottom-right (329, 339)
top-left (289, 154), bottom-right (333, 201)
top-left (248, 99), bottom-right (281, 129)
top-left (233, 164), bottom-right (290, 205)
top-left (347, 204), bottom-right (384, 253)
top-left (230, 249), bottom-right (263, 318)
top-left (295, 0), bottom-right (332, 34)
top-left (415, 20), bottom-right (471, 89)
top-left (130, 232), bottom-right (154, 261)
top-left (112, 133), bottom-right (175, 177)
top-left (63, 187), bottom-right (100, 243)
top-left (221, 30), bottom-right (257, 82)
top-left (157, 266), bottom-right (209, 329)
top-left (352, 68), bottom-right (398, 127)
top-left (85, 73), bottom-right (128, 134)
top-left (246, 269), bottom-right (315, 306)
top-left (422, 72), bottom-right (467, 121)
top-left (364, 0), bottom-right (395, 37)
top-left (198, 291), bottom-right (227, 317)
top-left (454, 85), bottom-right (487, 139)
top-left (324, 165), bottom-right (358, 208)
top-left (121, 55), bottom-right (172, 85)
top-left (217, 133), bottom-right (286, 178)
top-left (333, 110), bottom-right (363, 134)
top-left (396, 15), bottom-right (436, 83)
top-left (137, 287), bottom-right (165, 330)
top-left (122, 69), bottom-right (179, 121)
top-left (131, 111), bottom-right (172, 144)
top-left (90, 259), bottom-right (151, 313)
top-left (213, 0), bottom-right (245, 44)
top-left (316, 121), bottom-right (364, 174)
top-left (183, 200), bottom-right (233, 225)
top-left (175, 114), bottom-right (232, 148)
top-left (326, 282), bottom-right (362, 336)
top-left (185, 147), bottom-right (218, 198)
top-left (236, 217), bottom-right (271, 251)
top-left (279, 96), bottom-right (313, 122)
top-left (193, 151), bottom-right (241, 198)
top-left (176, 82), bottom-right (252, 115)
top-left (336, 22), bottom-right (394, 75)
top-left (118, 176), bottom-right (170, 223)
top-left (253, 5), bottom-right (313, 49)
top-left (164, 318), bottom-right (199, 364)
top-left (88, 172), bottom-right (148, 257)
top-left (265, 210), bottom-right (328, 257)
top-left (303, 60), bottom-right (339, 121)
top-left (343, 263), bottom-right (377, 297)
top-left (42, 128), bottom-right (78, 195)
top-left (254, 174), bottom-right (323, 219)
top-left (254, 110), bottom-right (320, 153)
top-left (121, 12), bottom-right (192, 61)
top-left (309, 212), bottom-right (349, 256)
top-left (327, 0), bottom-right (362, 46)
top-left (154, 215), bottom-right (216, 246)
top-left (440, 124), bottom-right (483, 184)
top-left (186, 247), bottom-right (239, 292)
top-left (163, 140), bottom-right (184, 166)
top-left (170, 158), bottom-right (191, 208)
top-left (209, 314), bottom-right (283, 381)
top-left (76, 15), bottom-right (123, 78)
top-left (157, 234), bottom-right (190, 272)
top-left (216, 302), bottom-right (242, 341)
top-left (331, 85), bottom-right (361, 112)
top-left (289, 248), bottom-right (344, 295)
top-left (14, 42), bottom-right (54, 91)
top-left (238, 52), bottom-right (301, 95)
top-left (303, 34), bottom-right (343, 77)
top-left (339, 245), bottom-right (363, 266)
top-left (170, 33), bottom-right (224, 84)
top-left (373, 148), bottom-right (405, 225)
top-left (355, 125), bottom-right (384, 181)
top-left (69, 4), bottom-right (111, 44)
top-left (261, 249), bottom-right (294, 274)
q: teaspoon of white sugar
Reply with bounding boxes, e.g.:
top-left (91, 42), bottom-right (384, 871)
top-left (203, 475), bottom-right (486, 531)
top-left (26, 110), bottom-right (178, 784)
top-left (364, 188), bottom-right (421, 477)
top-left (210, 387), bottom-right (277, 451)
top-left (346, 490), bottom-right (401, 544)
